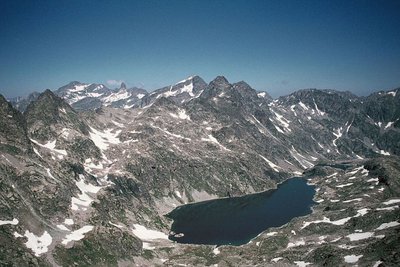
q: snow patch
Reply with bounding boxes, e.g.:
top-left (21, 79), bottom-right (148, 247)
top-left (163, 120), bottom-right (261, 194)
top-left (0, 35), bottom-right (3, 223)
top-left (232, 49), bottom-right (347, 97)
top-left (290, 105), bottom-right (297, 116)
top-left (111, 120), bottom-right (125, 128)
top-left (259, 155), bottom-right (280, 172)
top-left (179, 82), bottom-right (194, 97)
top-left (376, 221), bottom-right (400, 230)
top-left (383, 199), bottom-right (400, 205)
top-left (257, 92), bottom-right (266, 98)
top-left (23, 230), bottom-right (53, 256)
top-left (153, 125), bottom-right (191, 141)
top-left (271, 110), bottom-right (291, 132)
top-left (71, 174), bottom-right (103, 211)
top-left (336, 183), bottom-right (353, 188)
top-left (87, 92), bottom-right (104, 98)
top-left (301, 210), bottom-right (370, 229)
top-left (347, 166), bottom-right (364, 175)
top-left (142, 242), bottom-right (155, 250)
top-left (343, 198), bottom-right (362, 203)
top-left (344, 255), bottom-right (363, 263)
top-left (302, 216), bottom-right (351, 229)
top-left (61, 225), bottom-right (94, 245)
top-left (64, 218), bottom-right (74, 225)
top-left (175, 191), bottom-right (182, 198)
top-left (313, 98), bottom-right (325, 116)
top-left (298, 101), bottom-right (309, 110)
top-left (213, 247), bottom-right (220, 255)
top-left (57, 225), bottom-right (70, 231)
top-left (294, 261), bottom-right (311, 267)
top-left (376, 205), bottom-right (399, 211)
top-left (176, 76), bottom-right (194, 85)
top-left (69, 84), bottom-right (90, 93)
top-left (332, 126), bottom-right (344, 147)
top-left (346, 232), bottom-right (374, 241)
top-left (287, 239), bottom-right (305, 248)
top-left (109, 222), bottom-right (124, 228)
top-left (378, 150), bottom-right (390, 155)
top-left (357, 208), bottom-right (369, 216)
top-left (290, 146), bottom-right (314, 169)
top-left (271, 257), bottom-right (283, 263)
top-left (367, 178), bottom-right (379, 184)
top-left (132, 224), bottom-right (168, 241)
top-left (0, 218), bottom-right (19, 226)
top-left (13, 232), bottom-right (23, 238)
top-left (266, 231), bottom-right (278, 236)
top-left (46, 168), bottom-right (57, 181)
top-left (30, 139), bottom-right (68, 158)
top-left (102, 90), bottom-right (131, 104)
top-left (384, 121), bottom-right (396, 129)
top-left (89, 127), bottom-right (121, 151)
top-left (326, 172), bottom-right (337, 178)
top-left (170, 109), bottom-right (191, 120)
top-left (136, 93), bottom-right (145, 99)
top-left (33, 147), bottom-right (42, 158)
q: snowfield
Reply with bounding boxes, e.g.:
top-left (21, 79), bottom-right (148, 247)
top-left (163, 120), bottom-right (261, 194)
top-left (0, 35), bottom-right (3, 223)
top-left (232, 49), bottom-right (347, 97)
top-left (62, 225), bottom-right (94, 245)
top-left (22, 230), bottom-right (53, 256)
top-left (132, 224), bottom-right (168, 241)
top-left (71, 174), bottom-right (103, 211)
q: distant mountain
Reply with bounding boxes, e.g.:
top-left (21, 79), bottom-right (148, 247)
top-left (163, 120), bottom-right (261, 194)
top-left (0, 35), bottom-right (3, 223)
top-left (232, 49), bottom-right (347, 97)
top-left (9, 91), bottom-right (41, 113)
top-left (11, 77), bottom-right (208, 111)
top-left (141, 75), bottom-right (207, 107)
top-left (54, 81), bottom-right (147, 110)
top-left (1, 76), bottom-right (399, 266)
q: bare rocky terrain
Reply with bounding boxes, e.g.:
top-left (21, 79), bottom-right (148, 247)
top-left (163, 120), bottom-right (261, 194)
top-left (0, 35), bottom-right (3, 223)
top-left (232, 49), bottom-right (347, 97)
top-left (1, 76), bottom-right (399, 266)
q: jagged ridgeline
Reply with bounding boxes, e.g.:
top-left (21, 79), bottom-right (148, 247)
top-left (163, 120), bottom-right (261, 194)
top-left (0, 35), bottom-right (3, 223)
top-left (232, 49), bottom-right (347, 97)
top-left (1, 76), bottom-right (399, 266)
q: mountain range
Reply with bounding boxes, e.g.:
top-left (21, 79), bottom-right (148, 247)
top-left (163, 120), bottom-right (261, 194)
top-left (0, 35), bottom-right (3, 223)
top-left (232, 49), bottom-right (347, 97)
top-left (1, 75), bottom-right (399, 266)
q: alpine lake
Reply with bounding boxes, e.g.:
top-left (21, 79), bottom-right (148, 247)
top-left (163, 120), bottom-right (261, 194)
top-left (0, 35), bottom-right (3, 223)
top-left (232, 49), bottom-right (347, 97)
top-left (166, 177), bottom-right (316, 246)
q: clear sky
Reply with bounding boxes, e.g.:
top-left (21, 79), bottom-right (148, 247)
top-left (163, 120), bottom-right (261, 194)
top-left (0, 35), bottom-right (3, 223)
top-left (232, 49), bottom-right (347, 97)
top-left (1, 0), bottom-right (399, 98)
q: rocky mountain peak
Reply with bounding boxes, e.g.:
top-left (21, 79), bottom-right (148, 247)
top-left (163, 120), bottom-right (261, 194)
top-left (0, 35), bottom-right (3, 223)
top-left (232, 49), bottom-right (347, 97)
top-left (43, 88), bottom-right (58, 97)
top-left (0, 94), bottom-right (9, 105)
top-left (0, 94), bottom-right (31, 153)
top-left (209, 76), bottom-right (230, 89)
top-left (68, 80), bottom-right (83, 86)
top-left (140, 76), bottom-right (207, 107)
top-left (198, 76), bottom-right (231, 100)
top-left (24, 90), bottom-right (88, 141)
top-left (231, 81), bottom-right (259, 100)
top-left (120, 82), bottom-right (127, 90)
top-left (36, 89), bottom-right (64, 106)
top-left (190, 76), bottom-right (207, 96)
top-left (191, 75), bottom-right (206, 84)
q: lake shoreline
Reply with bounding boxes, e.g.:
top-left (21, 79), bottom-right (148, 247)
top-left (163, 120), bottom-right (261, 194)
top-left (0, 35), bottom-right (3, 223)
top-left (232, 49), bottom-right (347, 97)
top-left (166, 177), bottom-right (316, 246)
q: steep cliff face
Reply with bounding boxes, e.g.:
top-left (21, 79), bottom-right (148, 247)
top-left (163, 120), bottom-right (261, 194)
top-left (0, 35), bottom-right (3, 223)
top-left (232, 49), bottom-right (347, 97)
top-left (0, 95), bottom-right (31, 154)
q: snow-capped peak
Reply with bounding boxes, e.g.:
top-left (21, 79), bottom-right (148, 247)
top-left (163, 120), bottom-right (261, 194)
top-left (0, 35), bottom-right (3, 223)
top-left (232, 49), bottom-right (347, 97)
top-left (175, 76), bottom-right (195, 85)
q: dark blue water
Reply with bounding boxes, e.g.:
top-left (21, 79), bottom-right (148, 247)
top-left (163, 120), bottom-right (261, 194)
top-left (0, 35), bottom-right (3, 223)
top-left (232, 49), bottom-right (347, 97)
top-left (166, 177), bottom-right (316, 246)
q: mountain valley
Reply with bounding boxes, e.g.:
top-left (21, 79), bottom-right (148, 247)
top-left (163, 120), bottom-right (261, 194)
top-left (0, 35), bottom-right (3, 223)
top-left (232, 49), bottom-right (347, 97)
top-left (1, 76), bottom-right (399, 266)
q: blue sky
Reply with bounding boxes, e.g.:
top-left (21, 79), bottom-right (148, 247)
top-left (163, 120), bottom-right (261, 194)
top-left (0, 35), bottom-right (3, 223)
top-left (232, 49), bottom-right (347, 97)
top-left (1, 0), bottom-right (399, 98)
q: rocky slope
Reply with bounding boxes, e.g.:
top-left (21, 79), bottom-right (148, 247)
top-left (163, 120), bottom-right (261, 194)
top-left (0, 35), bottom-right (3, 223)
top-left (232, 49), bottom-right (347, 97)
top-left (1, 76), bottom-right (399, 266)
